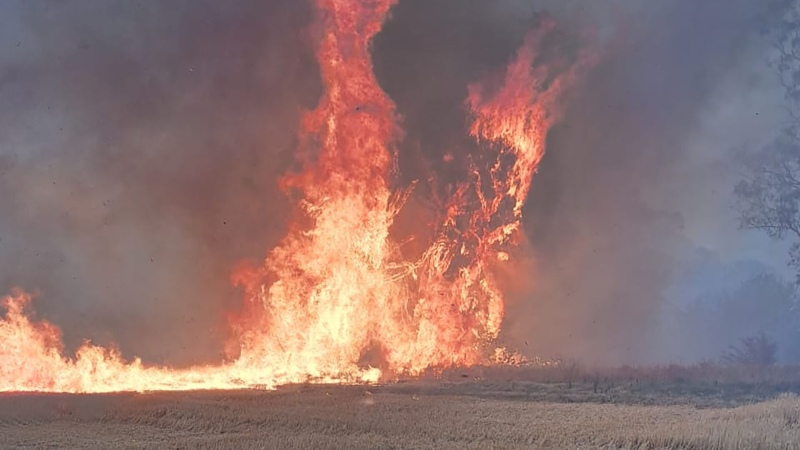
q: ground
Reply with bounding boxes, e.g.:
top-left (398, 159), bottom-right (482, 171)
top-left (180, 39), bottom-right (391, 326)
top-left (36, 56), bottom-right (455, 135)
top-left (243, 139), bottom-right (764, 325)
top-left (3, 366), bottom-right (800, 449)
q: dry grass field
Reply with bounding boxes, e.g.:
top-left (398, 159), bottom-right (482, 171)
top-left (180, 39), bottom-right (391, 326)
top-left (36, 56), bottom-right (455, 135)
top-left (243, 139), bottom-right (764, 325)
top-left (3, 366), bottom-right (800, 449)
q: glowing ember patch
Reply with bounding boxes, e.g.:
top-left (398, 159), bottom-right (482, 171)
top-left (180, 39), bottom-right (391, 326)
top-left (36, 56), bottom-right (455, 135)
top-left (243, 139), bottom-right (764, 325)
top-left (0, 4), bottom-right (594, 393)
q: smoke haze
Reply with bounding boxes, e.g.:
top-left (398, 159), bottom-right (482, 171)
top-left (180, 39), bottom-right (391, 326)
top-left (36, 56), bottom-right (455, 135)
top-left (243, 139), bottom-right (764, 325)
top-left (0, 0), bottom-right (791, 365)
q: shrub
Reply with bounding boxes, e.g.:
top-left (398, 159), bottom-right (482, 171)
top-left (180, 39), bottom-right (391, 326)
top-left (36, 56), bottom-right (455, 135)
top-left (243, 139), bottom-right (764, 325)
top-left (723, 332), bottom-right (778, 366)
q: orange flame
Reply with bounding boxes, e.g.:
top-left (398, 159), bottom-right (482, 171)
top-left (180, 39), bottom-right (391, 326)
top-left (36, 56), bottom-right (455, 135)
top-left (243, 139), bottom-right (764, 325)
top-left (0, 4), bottom-right (593, 393)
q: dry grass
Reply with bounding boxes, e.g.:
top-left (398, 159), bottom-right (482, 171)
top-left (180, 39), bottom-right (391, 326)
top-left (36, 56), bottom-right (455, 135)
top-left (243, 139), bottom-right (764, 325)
top-left (431, 363), bottom-right (800, 407)
top-left (1, 383), bottom-right (799, 449)
top-left (440, 362), bottom-right (800, 387)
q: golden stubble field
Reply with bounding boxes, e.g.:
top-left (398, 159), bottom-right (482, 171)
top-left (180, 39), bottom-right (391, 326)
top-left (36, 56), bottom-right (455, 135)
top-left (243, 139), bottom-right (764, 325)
top-left (2, 374), bottom-right (800, 450)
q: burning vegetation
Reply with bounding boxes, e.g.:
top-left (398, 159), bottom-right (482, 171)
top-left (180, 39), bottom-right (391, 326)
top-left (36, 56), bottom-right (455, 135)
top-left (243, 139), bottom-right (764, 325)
top-left (0, 0), bottom-right (593, 393)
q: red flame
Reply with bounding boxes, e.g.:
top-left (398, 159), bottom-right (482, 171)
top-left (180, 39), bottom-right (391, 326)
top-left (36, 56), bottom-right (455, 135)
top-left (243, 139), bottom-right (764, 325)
top-left (0, 3), bottom-right (594, 393)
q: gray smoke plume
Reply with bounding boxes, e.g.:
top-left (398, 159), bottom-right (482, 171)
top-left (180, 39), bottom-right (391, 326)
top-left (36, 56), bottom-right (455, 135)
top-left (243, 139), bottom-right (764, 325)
top-left (375, 0), bottom-right (789, 364)
top-left (0, 0), bottom-right (316, 365)
top-left (0, 0), bottom-right (790, 365)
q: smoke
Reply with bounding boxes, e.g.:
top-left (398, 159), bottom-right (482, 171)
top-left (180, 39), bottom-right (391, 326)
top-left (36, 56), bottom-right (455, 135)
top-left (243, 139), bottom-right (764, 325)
top-left (374, 0), bottom-right (787, 364)
top-left (0, 0), bottom-right (789, 365)
top-left (0, 0), bottom-right (316, 365)
top-left (528, 0), bottom-right (788, 364)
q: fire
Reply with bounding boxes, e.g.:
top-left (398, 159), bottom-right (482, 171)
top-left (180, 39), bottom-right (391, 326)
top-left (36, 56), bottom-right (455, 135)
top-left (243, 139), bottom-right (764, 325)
top-left (0, 3), bottom-right (593, 393)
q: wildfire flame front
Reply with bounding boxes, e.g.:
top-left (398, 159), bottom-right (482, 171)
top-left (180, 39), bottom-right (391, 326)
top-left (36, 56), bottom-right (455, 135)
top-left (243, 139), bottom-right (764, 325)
top-left (0, 0), bottom-right (593, 393)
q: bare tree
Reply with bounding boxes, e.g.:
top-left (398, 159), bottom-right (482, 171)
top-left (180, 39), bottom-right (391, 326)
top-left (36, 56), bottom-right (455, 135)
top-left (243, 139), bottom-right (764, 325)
top-left (675, 273), bottom-right (799, 362)
top-left (736, 0), bottom-right (800, 279)
top-left (723, 332), bottom-right (778, 366)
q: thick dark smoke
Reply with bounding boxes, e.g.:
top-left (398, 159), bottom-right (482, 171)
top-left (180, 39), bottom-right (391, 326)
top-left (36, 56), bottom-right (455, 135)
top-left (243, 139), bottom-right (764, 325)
top-left (520, 0), bottom-right (780, 364)
top-left (0, 1), bottom-right (316, 365)
top-left (0, 0), bottom-right (789, 365)
top-left (374, 0), bottom-right (788, 364)
top-left (523, 0), bottom-right (787, 364)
